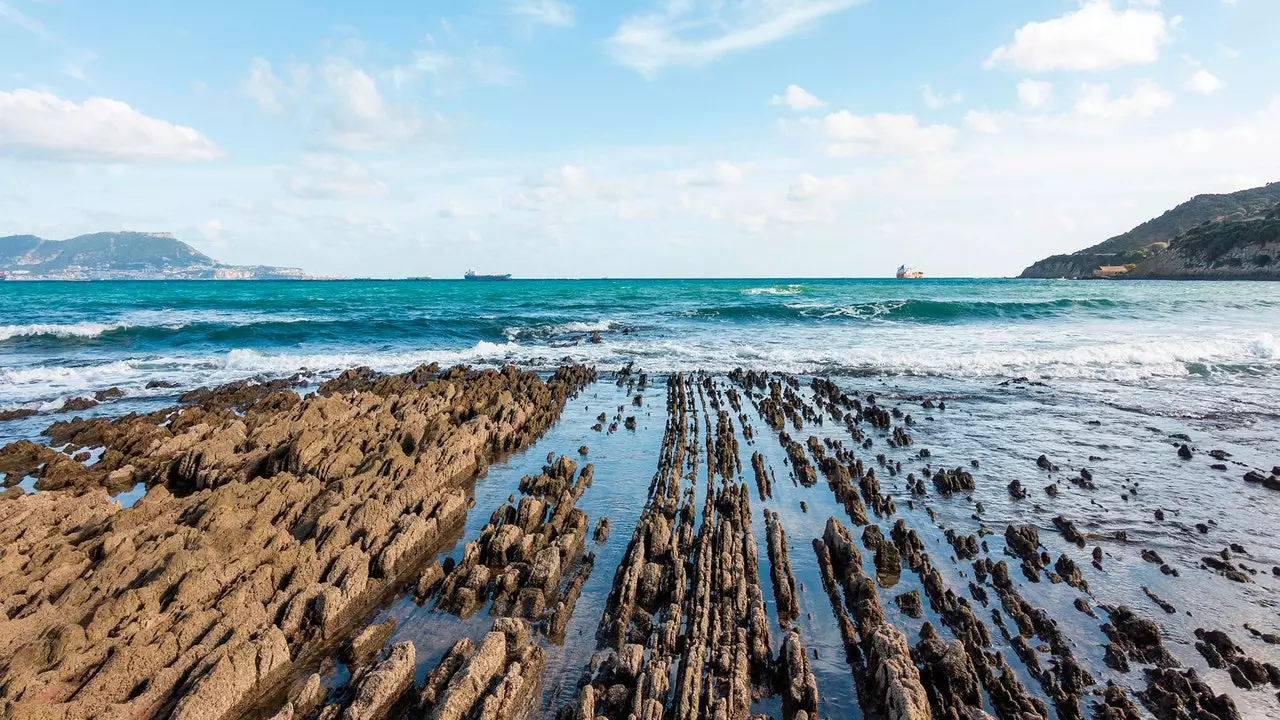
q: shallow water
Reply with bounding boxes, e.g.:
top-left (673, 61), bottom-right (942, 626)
top-left (257, 368), bottom-right (1275, 719)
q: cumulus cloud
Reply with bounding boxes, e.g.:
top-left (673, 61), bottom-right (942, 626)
top-left (821, 111), bottom-right (957, 156)
top-left (984, 0), bottom-right (1170, 72)
top-left (1186, 69), bottom-right (1223, 95)
top-left (610, 0), bottom-right (867, 76)
top-left (0, 89), bottom-right (222, 162)
top-left (318, 61), bottom-right (424, 150)
top-left (1074, 80), bottom-right (1173, 120)
top-left (770, 85), bottom-right (826, 111)
top-left (507, 0), bottom-right (575, 27)
top-left (1017, 79), bottom-right (1053, 109)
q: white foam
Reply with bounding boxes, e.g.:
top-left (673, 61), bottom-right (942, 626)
top-left (0, 322), bottom-right (121, 341)
top-left (743, 285), bottom-right (803, 296)
top-left (2, 326), bottom-right (1278, 406)
top-left (503, 319), bottom-right (617, 340)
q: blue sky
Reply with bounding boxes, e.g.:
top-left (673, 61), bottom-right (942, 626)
top-left (1, 0), bottom-right (1277, 278)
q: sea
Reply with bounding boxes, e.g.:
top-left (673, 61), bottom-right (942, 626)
top-left (1, 278), bottom-right (1277, 410)
top-left (4, 278), bottom-right (1280, 718)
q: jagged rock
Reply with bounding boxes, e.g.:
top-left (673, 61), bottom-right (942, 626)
top-left (346, 617), bottom-right (397, 667)
top-left (431, 632), bottom-right (508, 720)
top-left (0, 363), bottom-right (595, 720)
top-left (342, 641), bottom-right (415, 720)
top-left (1137, 667), bottom-right (1240, 720)
top-left (895, 590), bottom-right (923, 618)
top-left (1102, 606), bottom-right (1178, 668)
top-left (914, 622), bottom-right (985, 720)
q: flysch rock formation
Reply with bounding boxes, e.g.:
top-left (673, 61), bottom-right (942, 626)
top-left (1, 362), bottom-right (1269, 720)
top-left (0, 363), bottom-right (594, 720)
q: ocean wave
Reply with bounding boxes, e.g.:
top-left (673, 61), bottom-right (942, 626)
top-left (0, 322), bottom-right (122, 341)
top-left (742, 285), bottom-right (804, 296)
top-left (503, 319), bottom-right (619, 341)
top-left (5, 331), bottom-right (1276, 409)
top-left (679, 297), bottom-right (1125, 323)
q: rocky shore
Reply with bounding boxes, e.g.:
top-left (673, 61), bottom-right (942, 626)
top-left (0, 363), bottom-right (594, 719)
top-left (2, 362), bottom-right (1278, 720)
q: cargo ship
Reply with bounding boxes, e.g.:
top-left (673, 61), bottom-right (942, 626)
top-left (895, 265), bottom-right (924, 279)
top-left (464, 270), bottom-right (512, 281)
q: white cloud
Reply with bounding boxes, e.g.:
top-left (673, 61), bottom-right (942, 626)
top-left (1017, 79), bottom-right (1053, 109)
top-left (770, 84), bottom-right (826, 111)
top-left (681, 161), bottom-right (745, 187)
top-left (245, 58), bottom-right (288, 114)
top-left (1186, 69), bottom-right (1222, 95)
top-left (922, 85), bottom-right (963, 110)
top-left (199, 219), bottom-right (226, 242)
top-left (821, 111), bottom-right (957, 156)
top-left (1074, 80), bottom-right (1173, 120)
top-left (437, 198), bottom-right (486, 218)
top-left (319, 61), bottom-right (423, 150)
top-left (786, 173), bottom-right (849, 202)
top-left (610, 0), bottom-right (867, 76)
top-left (467, 46), bottom-right (520, 85)
top-left (984, 0), bottom-right (1170, 72)
top-left (508, 0), bottom-right (575, 27)
top-left (964, 110), bottom-right (1001, 135)
top-left (517, 164), bottom-right (590, 207)
top-left (285, 154), bottom-right (389, 199)
top-left (0, 89), bottom-right (222, 162)
top-left (391, 51), bottom-right (455, 88)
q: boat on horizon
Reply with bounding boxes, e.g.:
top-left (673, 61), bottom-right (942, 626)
top-left (464, 269), bottom-right (513, 281)
top-left (896, 264), bottom-right (925, 279)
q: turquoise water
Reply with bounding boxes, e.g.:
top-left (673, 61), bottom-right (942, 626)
top-left (1, 278), bottom-right (1277, 408)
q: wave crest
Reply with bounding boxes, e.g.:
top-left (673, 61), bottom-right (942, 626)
top-left (0, 322), bottom-right (120, 341)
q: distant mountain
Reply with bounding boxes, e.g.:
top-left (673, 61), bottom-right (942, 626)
top-left (1020, 182), bottom-right (1280, 279)
top-left (0, 231), bottom-right (312, 280)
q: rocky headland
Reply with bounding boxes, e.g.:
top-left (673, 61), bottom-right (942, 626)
top-left (1020, 182), bottom-right (1280, 280)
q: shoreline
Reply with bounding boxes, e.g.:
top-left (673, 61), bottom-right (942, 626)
top-left (1, 362), bottom-right (1278, 719)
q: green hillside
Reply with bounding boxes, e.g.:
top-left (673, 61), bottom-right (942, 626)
top-left (0, 232), bottom-right (217, 274)
top-left (1021, 182), bottom-right (1280, 278)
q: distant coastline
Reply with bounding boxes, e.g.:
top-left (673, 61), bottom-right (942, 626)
top-left (1020, 182), bottom-right (1280, 281)
top-left (0, 231), bottom-right (329, 281)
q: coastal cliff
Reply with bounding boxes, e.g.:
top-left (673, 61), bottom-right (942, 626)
top-left (1020, 182), bottom-right (1280, 279)
top-left (1125, 214), bottom-right (1280, 280)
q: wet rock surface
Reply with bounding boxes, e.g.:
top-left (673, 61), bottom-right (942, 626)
top-left (0, 363), bottom-right (593, 720)
top-left (3, 365), bottom-right (1276, 720)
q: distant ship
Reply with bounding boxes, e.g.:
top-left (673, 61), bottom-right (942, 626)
top-left (464, 269), bottom-right (512, 281)
top-left (896, 264), bottom-right (925, 279)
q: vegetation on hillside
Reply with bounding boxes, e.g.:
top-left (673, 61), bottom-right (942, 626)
top-left (0, 232), bottom-right (217, 274)
top-left (1021, 182), bottom-right (1280, 278)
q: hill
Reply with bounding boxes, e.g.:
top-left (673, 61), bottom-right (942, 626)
top-left (1020, 182), bottom-right (1280, 279)
top-left (0, 232), bottom-right (311, 280)
top-left (1125, 209), bottom-right (1280, 280)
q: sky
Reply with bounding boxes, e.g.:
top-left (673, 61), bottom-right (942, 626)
top-left (1, 0), bottom-right (1278, 279)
